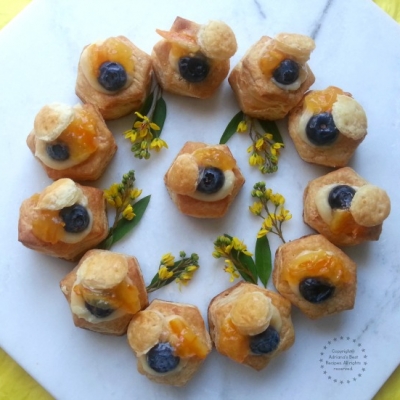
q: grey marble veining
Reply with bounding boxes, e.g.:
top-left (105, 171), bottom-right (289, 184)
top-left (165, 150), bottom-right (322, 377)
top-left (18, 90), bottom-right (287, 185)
top-left (0, 0), bottom-right (399, 399)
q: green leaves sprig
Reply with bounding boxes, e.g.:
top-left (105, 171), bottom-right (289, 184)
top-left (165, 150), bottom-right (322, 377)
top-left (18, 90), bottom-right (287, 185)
top-left (219, 111), bottom-right (284, 174)
top-left (212, 234), bottom-right (271, 287)
top-left (99, 170), bottom-right (150, 250)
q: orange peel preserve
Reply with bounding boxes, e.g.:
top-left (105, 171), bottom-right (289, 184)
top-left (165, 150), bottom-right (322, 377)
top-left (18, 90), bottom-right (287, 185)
top-left (217, 317), bottom-right (249, 363)
top-left (304, 86), bottom-right (344, 114)
top-left (192, 148), bottom-right (236, 171)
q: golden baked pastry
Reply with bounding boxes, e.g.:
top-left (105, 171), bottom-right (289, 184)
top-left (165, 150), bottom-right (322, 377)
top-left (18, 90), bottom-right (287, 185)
top-left (208, 282), bottom-right (294, 370)
top-left (18, 178), bottom-right (108, 261)
top-left (127, 299), bottom-right (212, 386)
top-left (60, 249), bottom-right (148, 335)
top-left (273, 234), bottom-right (357, 319)
top-left (152, 17), bottom-right (237, 98)
top-left (229, 33), bottom-right (315, 120)
top-left (288, 86), bottom-right (368, 167)
top-left (26, 103), bottom-right (117, 181)
top-left (164, 141), bottom-right (245, 218)
top-left (75, 36), bottom-right (152, 120)
top-left (303, 167), bottom-right (391, 246)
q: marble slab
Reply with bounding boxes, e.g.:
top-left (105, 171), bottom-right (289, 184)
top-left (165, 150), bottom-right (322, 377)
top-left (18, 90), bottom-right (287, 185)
top-left (0, 0), bottom-right (399, 399)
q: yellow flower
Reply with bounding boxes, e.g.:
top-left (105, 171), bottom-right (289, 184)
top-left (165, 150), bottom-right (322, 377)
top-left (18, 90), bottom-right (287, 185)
top-left (273, 142), bottom-right (284, 150)
top-left (263, 215), bottom-right (274, 230)
top-left (224, 260), bottom-right (240, 282)
top-left (249, 201), bottom-right (263, 216)
top-left (129, 188), bottom-right (142, 200)
top-left (247, 144), bottom-right (254, 153)
top-left (150, 137), bottom-right (168, 152)
top-left (122, 204), bottom-right (135, 220)
top-left (249, 153), bottom-right (264, 166)
top-left (278, 207), bottom-right (292, 222)
top-left (124, 129), bottom-right (137, 142)
top-left (114, 196), bottom-right (122, 208)
top-left (159, 266), bottom-right (173, 280)
top-left (141, 140), bottom-right (148, 149)
top-left (212, 250), bottom-right (222, 258)
top-left (264, 188), bottom-right (272, 200)
top-left (232, 237), bottom-right (253, 256)
top-left (264, 133), bottom-right (273, 140)
top-left (161, 253), bottom-right (175, 267)
top-left (255, 138), bottom-right (265, 150)
top-left (270, 193), bottom-right (285, 206)
top-left (237, 120), bottom-right (248, 133)
top-left (134, 112), bottom-right (160, 131)
top-left (257, 229), bottom-right (268, 239)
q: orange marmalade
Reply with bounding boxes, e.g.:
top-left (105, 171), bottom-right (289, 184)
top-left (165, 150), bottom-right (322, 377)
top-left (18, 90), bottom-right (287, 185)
top-left (168, 318), bottom-right (209, 359)
top-left (52, 107), bottom-right (98, 164)
top-left (283, 250), bottom-right (352, 285)
top-left (74, 280), bottom-right (141, 315)
top-left (304, 86), bottom-right (344, 114)
top-left (259, 46), bottom-right (286, 78)
top-left (90, 38), bottom-right (134, 77)
top-left (31, 194), bottom-right (65, 244)
top-left (192, 148), bottom-right (235, 171)
top-left (217, 317), bottom-right (249, 363)
top-left (330, 210), bottom-right (369, 238)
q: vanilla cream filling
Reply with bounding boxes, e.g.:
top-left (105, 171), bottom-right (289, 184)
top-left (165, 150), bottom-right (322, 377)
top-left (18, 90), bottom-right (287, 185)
top-left (189, 170), bottom-right (235, 202)
top-left (315, 184), bottom-right (359, 225)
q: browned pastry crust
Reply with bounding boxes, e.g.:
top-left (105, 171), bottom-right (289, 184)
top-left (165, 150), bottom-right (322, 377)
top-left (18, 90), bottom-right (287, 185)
top-left (18, 183), bottom-right (108, 261)
top-left (75, 36), bottom-right (152, 120)
top-left (288, 89), bottom-right (367, 167)
top-left (127, 299), bottom-right (212, 386)
top-left (164, 141), bottom-right (245, 218)
top-left (228, 35), bottom-right (315, 120)
top-left (152, 17), bottom-right (236, 98)
top-left (208, 282), bottom-right (295, 371)
top-left (26, 103), bottom-right (117, 181)
top-left (273, 234), bottom-right (357, 319)
top-left (303, 167), bottom-right (390, 246)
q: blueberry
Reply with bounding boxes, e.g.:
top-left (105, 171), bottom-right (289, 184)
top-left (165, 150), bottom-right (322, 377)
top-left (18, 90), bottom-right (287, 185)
top-left (147, 342), bottom-right (180, 373)
top-left (84, 300), bottom-right (114, 318)
top-left (46, 142), bottom-right (70, 161)
top-left (250, 326), bottom-right (280, 355)
top-left (178, 56), bottom-right (209, 83)
top-left (299, 278), bottom-right (335, 303)
top-left (273, 59), bottom-right (299, 85)
top-left (197, 167), bottom-right (225, 194)
top-left (306, 112), bottom-right (339, 146)
top-left (59, 204), bottom-right (90, 233)
top-left (97, 61), bottom-right (127, 91)
top-left (328, 185), bottom-right (356, 209)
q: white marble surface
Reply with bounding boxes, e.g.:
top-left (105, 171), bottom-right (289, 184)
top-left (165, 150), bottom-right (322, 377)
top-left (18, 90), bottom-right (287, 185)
top-left (0, 0), bottom-right (399, 399)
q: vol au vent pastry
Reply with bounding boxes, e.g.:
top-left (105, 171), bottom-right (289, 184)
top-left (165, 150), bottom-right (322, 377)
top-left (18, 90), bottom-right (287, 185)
top-left (152, 16), bottom-right (237, 98)
top-left (75, 36), bottom-right (152, 120)
top-left (26, 103), bottom-right (117, 181)
top-left (303, 167), bottom-right (391, 246)
top-left (60, 250), bottom-right (148, 335)
top-left (164, 141), bottom-right (245, 218)
top-left (18, 178), bottom-right (108, 261)
top-left (127, 299), bottom-right (212, 386)
top-left (273, 234), bottom-right (357, 319)
top-left (208, 282), bottom-right (295, 370)
top-left (228, 33), bottom-right (315, 120)
top-left (288, 86), bottom-right (368, 167)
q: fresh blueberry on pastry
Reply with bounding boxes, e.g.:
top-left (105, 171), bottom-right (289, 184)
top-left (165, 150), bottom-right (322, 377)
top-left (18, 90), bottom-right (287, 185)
top-left (164, 141), bottom-right (245, 218)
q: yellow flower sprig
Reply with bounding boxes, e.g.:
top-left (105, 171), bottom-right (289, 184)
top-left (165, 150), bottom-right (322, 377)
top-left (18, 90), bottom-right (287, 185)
top-left (213, 235), bottom-right (259, 284)
top-left (249, 182), bottom-right (291, 243)
top-left (146, 251), bottom-right (200, 293)
top-left (239, 116), bottom-right (284, 174)
top-left (100, 170), bottom-right (150, 250)
top-left (124, 82), bottom-right (168, 160)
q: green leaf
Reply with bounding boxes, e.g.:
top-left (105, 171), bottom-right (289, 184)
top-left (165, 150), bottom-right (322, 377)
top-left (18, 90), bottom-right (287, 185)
top-left (255, 235), bottom-right (272, 287)
top-left (231, 249), bottom-right (258, 285)
top-left (110, 195), bottom-right (151, 245)
top-left (139, 92), bottom-right (154, 117)
top-left (258, 119), bottom-right (284, 144)
top-left (219, 111), bottom-right (244, 144)
top-left (152, 97), bottom-right (167, 138)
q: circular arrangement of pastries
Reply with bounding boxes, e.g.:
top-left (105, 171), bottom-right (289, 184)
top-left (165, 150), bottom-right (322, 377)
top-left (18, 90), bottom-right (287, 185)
top-left (208, 282), bottom-right (295, 370)
top-left (303, 167), bottom-right (391, 246)
top-left (18, 178), bottom-right (108, 261)
top-left (164, 141), bottom-right (245, 218)
top-left (273, 234), bottom-right (357, 319)
top-left (60, 250), bottom-right (148, 335)
top-left (152, 17), bottom-right (237, 98)
top-left (26, 102), bottom-right (117, 181)
top-left (288, 86), bottom-right (368, 167)
top-left (75, 36), bottom-right (152, 120)
top-left (127, 299), bottom-right (212, 386)
top-left (229, 33), bottom-right (316, 120)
